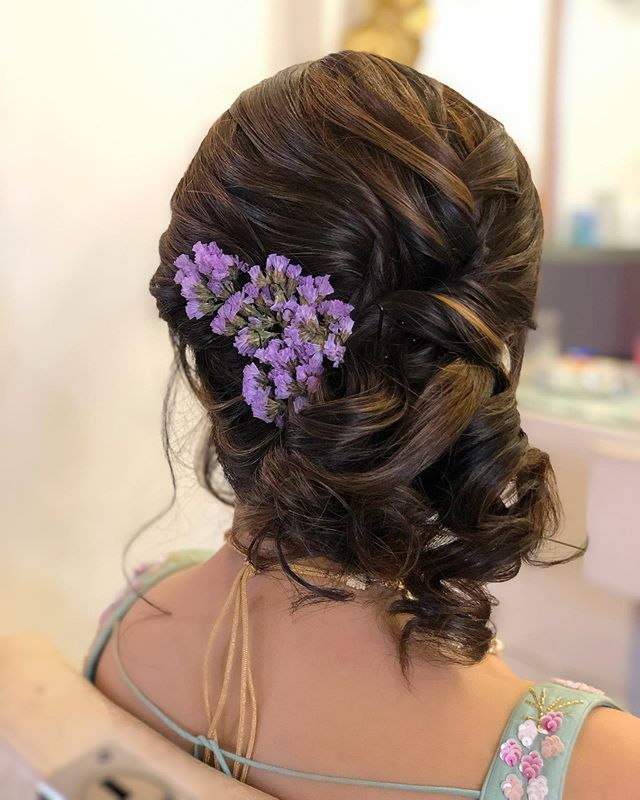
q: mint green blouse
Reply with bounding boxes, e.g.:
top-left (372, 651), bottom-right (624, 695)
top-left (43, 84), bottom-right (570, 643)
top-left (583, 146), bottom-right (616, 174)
top-left (83, 549), bottom-right (623, 799)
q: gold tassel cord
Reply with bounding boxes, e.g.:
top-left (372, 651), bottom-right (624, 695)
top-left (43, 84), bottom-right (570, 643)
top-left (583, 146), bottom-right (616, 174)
top-left (201, 538), bottom-right (505, 781)
top-left (237, 564), bottom-right (258, 782)
top-left (201, 563), bottom-right (247, 767)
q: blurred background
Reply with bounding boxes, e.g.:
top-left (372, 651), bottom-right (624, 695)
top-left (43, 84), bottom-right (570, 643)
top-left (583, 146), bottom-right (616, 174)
top-left (1, 0), bottom-right (639, 713)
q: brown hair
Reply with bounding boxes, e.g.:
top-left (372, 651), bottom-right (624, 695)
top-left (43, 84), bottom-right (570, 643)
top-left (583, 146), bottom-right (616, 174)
top-left (148, 50), bottom-right (577, 676)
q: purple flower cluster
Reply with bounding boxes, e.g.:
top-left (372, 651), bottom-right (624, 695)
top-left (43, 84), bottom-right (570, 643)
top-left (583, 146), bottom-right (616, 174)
top-left (174, 241), bottom-right (354, 426)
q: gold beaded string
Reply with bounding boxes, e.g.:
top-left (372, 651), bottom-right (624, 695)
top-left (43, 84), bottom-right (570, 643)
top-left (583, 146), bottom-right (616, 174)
top-left (235, 563), bottom-right (258, 781)
top-left (222, 530), bottom-right (405, 593)
top-left (200, 560), bottom-right (260, 780)
top-left (221, 531), bottom-right (504, 654)
top-left (201, 563), bottom-right (244, 769)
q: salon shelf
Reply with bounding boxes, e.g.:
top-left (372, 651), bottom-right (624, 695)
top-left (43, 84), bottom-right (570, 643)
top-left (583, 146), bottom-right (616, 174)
top-left (541, 246), bottom-right (640, 265)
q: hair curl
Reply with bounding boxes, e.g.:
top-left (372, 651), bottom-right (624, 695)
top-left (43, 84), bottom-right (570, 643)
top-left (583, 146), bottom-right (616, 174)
top-left (148, 50), bottom-right (577, 678)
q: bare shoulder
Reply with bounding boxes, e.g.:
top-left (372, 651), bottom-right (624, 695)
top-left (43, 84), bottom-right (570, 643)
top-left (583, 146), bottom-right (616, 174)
top-left (92, 563), bottom-right (190, 726)
top-left (92, 553), bottom-right (229, 751)
top-left (564, 704), bottom-right (640, 800)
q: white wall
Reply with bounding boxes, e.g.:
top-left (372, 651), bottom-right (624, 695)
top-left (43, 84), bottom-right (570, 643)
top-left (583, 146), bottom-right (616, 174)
top-left (557, 0), bottom-right (640, 245)
top-left (0, 0), bottom-right (273, 666)
top-left (419, 0), bottom-right (640, 247)
top-left (418, 0), bottom-right (551, 185)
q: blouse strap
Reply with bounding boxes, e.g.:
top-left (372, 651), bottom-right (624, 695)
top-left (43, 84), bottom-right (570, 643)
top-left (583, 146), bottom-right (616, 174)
top-left (478, 680), bottom-right (623, 799)
top-left (109, 623), bottom-right (484, 798)
top-left (82, 548), bottom-right (214, 683)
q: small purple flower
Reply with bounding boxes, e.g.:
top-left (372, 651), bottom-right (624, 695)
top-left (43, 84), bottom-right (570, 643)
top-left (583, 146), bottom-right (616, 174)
top-left (332, 314), bottom-right (354, 339)
top-left (186, 298), bottom-right (205, 319)
top-left (297, 340), bottom-right (323, 361)
top-left (277, 347), bottom-right (297, 368)
top-left (314, 274), bottom-right (334, 299)
top-left (295, 353), bottom-right (324, 383)
top-left (192, 240), bottom-right (222, 271)
top-left (258, 285), bottom-right (274, 305)
top-left (297, 275), bottom-right (319, 304)
top-left (242, 281), bottom-right (260, 300)
top-left (294, 369), bottom-right (312, 389)
top-left (248, 387), bottom-right (271, 422)
top-left (271, 366), bottom-right (294, 399)
top-left (232, 254), bottom-right (251, 273)
top-left (242, 361), bottom-right (266, 391)
top-left (176, 272), bottom-right (201, 301)
top-left (286, 262), bottom-right (302, 280)
top-left (248, 264), bottom-right (266, 287)
top-left (273, 296), bottom-right (300, 323)
top-left (323, 333), bottom-right (346, 367)
top-left (211, 290), bottom-right (245, 334)
top-left (210, 316), bottom-right (227, 335)
top-left (226, 289), bottom-right (246, 316)
top-left (234, 327), bottom-right (257, 357)
top-left (193, 241), bottom-right (237, 280)
top-left (174, 253), bottom-right (196, 282)
top-left (206, 277), bottom-right (225, 296)
top-left (293, 395), bottom-right (309, 412)
top-left (499, 738), bottom-right (522, 767)
top-left (242, 363), bottom-right (271, 422)
top-left (282, 323), bottom-right (303, 347)
top-left (254, 339), bottom-right (296, 368)
top-left (266, 254), bottom-right (290, 271)
top-left (293, 303), bottom-right (317, 326)
top-left (318, 298), bottom-right (354, 320)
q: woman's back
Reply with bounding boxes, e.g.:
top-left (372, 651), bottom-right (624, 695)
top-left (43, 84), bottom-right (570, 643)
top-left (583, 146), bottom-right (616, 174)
top-left (87, 541), bottom-right (640, 800)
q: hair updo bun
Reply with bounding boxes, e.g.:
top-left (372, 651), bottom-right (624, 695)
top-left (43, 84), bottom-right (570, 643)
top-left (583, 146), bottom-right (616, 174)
top-left (149, 50), bottom-right (574, 676)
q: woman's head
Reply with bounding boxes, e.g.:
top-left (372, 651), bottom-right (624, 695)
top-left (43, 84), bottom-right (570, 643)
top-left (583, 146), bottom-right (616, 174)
top-left (149, 50), bottom-right (565, 673)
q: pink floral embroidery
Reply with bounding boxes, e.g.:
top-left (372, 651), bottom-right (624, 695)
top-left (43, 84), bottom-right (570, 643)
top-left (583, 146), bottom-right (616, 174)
top-left (500, 738), bottom-right (522, 767)
top-left (526, 775), bottom-right (548, 800)
top-left (539, 711), bottom-right (563, 734)
top-left (517, 719), bottom-right (538, 747)
top-left (501, 773), bottom-right (524, 799)
top-left (519, 751), bottom-right (543, 781)
top-left (540, 735), bottom-right (564, 758)
top-left (550, 677), bottom-right (605, 695)
top-left (495, 685), bottom-right (589, 799)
